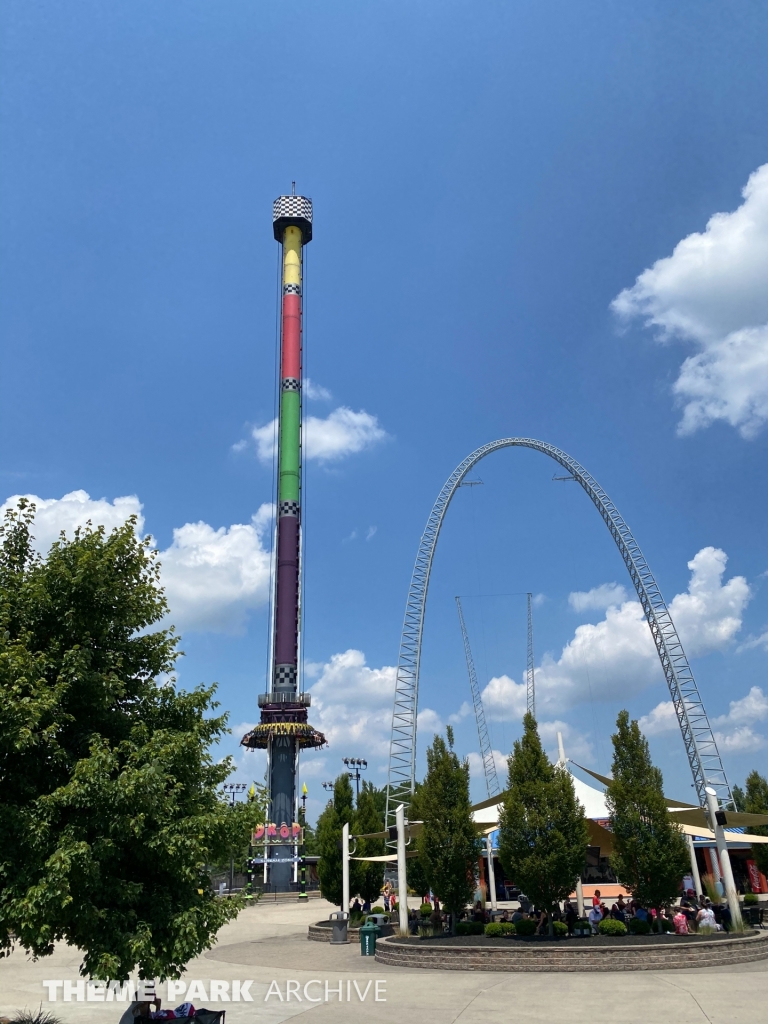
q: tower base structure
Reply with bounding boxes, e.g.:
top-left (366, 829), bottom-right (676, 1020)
top-left (242, 696), bottom-right (325, 891)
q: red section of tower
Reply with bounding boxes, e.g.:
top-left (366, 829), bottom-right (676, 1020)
top-left (281, 294), bottom-right (301, 379)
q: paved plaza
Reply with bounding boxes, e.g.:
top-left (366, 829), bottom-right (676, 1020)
top-left (1, 897), bottom-right (766, 1024)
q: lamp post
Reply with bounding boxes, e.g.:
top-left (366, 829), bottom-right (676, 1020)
top-left (343, 758), bottom-right (368, 801)
top-left (299, 782), bottom-right (308, 901)
top-left (223, 783), bottom-right (247, 892)
top-left (322, 781), bottom-right (335, 792)
top-left (704, 786), bottom-right (743, 930)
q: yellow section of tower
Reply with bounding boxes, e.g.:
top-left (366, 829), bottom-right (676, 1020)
top-left (282, 226), bottom-right (302, 285)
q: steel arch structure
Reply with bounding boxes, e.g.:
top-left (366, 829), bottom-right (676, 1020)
top-left (385, 438), bottom-right (732, 833)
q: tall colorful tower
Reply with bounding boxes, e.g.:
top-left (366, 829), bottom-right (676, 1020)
top-left (242, 190), bottom-right (325, 892)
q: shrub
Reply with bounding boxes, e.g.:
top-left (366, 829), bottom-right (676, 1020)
top-left (371, 905), bottom-right (385, 914)
top-left (553, 921), bottom-right (568, 937)
top-left (598, 918), bottom-right (628, 936)
top-left (628, 917), bottom-right (651, 935)
top-left (514, 918), bottom-right (537, 936)
top-left (659, 916), bottom-right (674, 933)
top-left (484, 922), bottom-right (503, 937)
top-left (12, 1012), bottom-right (64, 1024)
top-left (744, 893), bottom-right (758, 905)
top-left (420, 902), bottom-right (433, 916)
top-left (456, 921), bottom-right (485, 936)
top-left (500, 921), bottom-right (515, 935)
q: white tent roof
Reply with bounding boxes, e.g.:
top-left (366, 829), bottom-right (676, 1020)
top-left (471, 765), bottom-right (608, 826)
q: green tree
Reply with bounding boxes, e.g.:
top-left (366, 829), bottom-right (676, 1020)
top-left (354, 781), bottom-right (385, 904)
top-left (0, 502), bottom-right (240, 980)
top-left (607, 710), bottom-right (690, 930)
top-left (403, 782), bottom-right (431, 900)
top-left (316, 774), bottom-right (361, 907)
top-left (417, 726), bottom-right (480, 932)
top-left (732, 785), bottom-right (746, 812)
top-left (498, 713), bottom-right (587, 934)
top-left (742, 770), bottom-right (768, 878)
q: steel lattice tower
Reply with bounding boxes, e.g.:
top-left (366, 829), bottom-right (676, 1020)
top-left (455, 597), bottom-right (500, 799)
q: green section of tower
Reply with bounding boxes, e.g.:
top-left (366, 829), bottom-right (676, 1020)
top-left (278, 390), bottom-right (301, 503)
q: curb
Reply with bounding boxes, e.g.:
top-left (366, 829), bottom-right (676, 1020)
top-left (374, 930), bottom-right (768, 972)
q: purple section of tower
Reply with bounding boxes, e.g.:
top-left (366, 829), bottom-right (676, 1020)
top-left (274, 514), bottom-right (300, 672)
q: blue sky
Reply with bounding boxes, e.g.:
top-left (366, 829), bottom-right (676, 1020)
top-left (2, 1), bottom-right (768, 822)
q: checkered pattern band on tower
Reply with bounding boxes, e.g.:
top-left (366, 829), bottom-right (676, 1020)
top-left (279, 500), bottom-right (300, 518)
top-left (273, 664), bottom-right (297, 688)
top-left (282, 377), bottom-right (300, 391)
top-left (283, 283), bottom-right (301, 295)
top-left (273, 194), bottom-right (313, 243)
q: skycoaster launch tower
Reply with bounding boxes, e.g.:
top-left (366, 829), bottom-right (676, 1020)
top-left (242, 191), bottom-right (325, 891)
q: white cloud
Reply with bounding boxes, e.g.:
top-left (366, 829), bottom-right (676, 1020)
top-left (449, 701), bottom-right (472, 725)
top-left (713, 686), bottom-right (768, 727)
top-left (612, 163), bottom-right (768, 437)
top-left (667, 548), bottom-right (750, 654)
top-left (715, 726), bottom-right (766, 755)
top-left (417, 707), bottom-right (444, 737)
top-left (159, 504), bottom-right (274, 633)
top-left (366, 526), bottom-right (377, 542)
top-left (639, 686), bottom-right (768, 754)
top-left (638, 701), bottom-right (678, 736)
top-left (480, 674), bottom-right (528, 722)
top-left (303, 378), bottom-right (332, 401)
top-left (1, 490), bottom-right (144, 550)
top-left (569, 582), bottom-right (628, 612)
top-left (467, 749), bottom-right (507, 789)
top-left (737, 629), bottom-right (768, 653)
top-left (308, 649), bottom-right (398, 758)
top-left (1, 490), bottom-right (274, 634)
top-left (538, 720), bottom-right (595, 765)
top-left (244, 407), bottom-right (387, 464)
top-left (479, 549), bottom-right (749, 717)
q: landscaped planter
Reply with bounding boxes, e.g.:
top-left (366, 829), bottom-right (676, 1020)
top-left (308, 919), bottom-right (394, 943)
top-left (374, 929), bottom-right (768, 971)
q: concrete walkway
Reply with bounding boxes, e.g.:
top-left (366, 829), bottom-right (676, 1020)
top-left (0, 897), bottom-right (765, 1023)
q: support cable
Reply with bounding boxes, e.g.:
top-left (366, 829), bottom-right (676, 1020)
top-left (526, 592), bottom-right (535, 719)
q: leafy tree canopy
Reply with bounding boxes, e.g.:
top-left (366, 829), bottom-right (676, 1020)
top-left (742, 770), bottom-right (768, 878)
top-left (354, 781), bottom-right (385, 905)
top-left (607, 710), bottom-right (690, 924)
top-left (416, 726), bottom-right (480, 928)
top-left (316, 773), bottom-right (361, 907)
top-left (0, 502), bottom-right (241, 980)
top-left (498, 713), bottom-right (587, 931)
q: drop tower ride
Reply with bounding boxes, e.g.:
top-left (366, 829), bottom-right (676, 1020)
top-left (242, 191), bottom-right (325, 892)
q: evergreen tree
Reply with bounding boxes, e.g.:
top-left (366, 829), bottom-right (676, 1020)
top-left (743, 770), bottom-right (768, 878)
top-left (0, 502), bottom-right (240, 980)
top-left (607, 710), bottom-right (690, 929)
top-left (316, 773), bottom-right (361, 907)
top-left (417, 726), bottom-right (480, 932)
top-left (731, 785), bottom-right (746, 812)
top-left (354, 781), bottom-right (385, 904)
top-left (498, 713), bottom-right (587, 934)
top-left (403, 782), bottom-right (431, 900)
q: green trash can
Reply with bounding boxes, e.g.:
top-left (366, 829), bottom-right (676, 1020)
top-left (360, 920), bottom-right (381, 956)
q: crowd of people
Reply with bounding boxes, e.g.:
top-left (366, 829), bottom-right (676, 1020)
top-left (350, 885), bottom-right (735, 937)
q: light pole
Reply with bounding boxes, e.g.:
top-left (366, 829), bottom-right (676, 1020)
top-left (223, 783), bottom-right (247, 892)
top-left (343, 757), bottom-right (368, 801)
top-left (299, 782), bottom-right (308, 901)
top-left (322, 781), bottom-right (335, 793)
